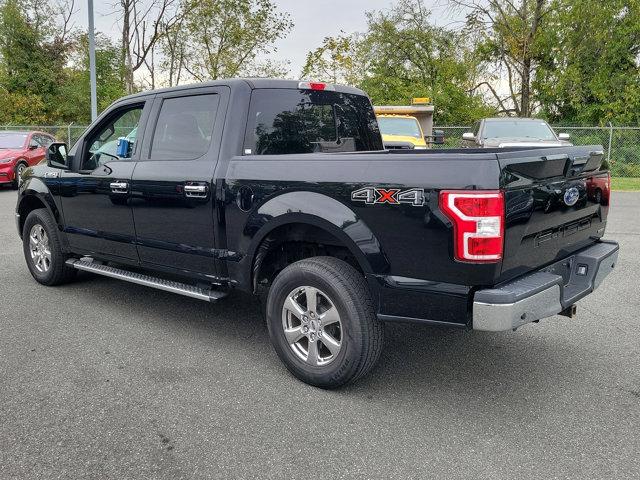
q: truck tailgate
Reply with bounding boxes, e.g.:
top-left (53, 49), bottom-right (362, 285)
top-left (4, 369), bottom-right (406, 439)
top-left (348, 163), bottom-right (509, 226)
top-left (498, 146), bottom-right (610, 280)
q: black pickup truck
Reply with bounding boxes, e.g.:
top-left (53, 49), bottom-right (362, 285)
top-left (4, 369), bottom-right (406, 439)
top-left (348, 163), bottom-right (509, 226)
top-left (16, 79), bottom-right (618, 388)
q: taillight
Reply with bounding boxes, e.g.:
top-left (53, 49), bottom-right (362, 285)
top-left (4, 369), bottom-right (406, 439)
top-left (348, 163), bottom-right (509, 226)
top-left (439, 190), bottom-right (505, 263)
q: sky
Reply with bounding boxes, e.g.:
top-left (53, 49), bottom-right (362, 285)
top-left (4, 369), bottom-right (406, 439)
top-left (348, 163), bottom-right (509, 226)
top-left (74, 0), bottom-right (459, 78)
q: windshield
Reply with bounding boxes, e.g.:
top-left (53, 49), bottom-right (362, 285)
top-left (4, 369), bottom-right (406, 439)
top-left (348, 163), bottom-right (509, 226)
top-left (483, 120), bottom-right (556, 140)
top-left (0, 133), bottom-right (27, 149)
top-left (377, 117), bottom-right (422, 138)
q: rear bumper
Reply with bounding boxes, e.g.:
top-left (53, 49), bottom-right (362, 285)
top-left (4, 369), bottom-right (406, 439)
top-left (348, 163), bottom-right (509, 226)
top-left (473, 240), bottom-right (619, 331)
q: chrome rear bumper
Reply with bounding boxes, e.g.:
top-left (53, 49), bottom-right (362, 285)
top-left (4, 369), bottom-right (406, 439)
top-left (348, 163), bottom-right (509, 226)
top-left (473, 241), bottom-right (619, 331)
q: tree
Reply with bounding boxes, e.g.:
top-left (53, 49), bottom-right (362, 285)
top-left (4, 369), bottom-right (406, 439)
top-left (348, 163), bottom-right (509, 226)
top-left (0, 0), bottom-right (69, 120)
top-left (0, 0), bottom-right (126, 124)
top-left (452, 0), bottom-right (554, 117)
top-left (55, 33), bottom-right (127, 124)
top-left (165, 0), bottom-right (293, 82)
top-left (300, 32), bottom-right (364, 85)
top-left (356, 0), bottom-right (493, 124)
top-left (117, 0), bottom-right (181, 92)
top-left (535, 0), bottom-right (640, 124)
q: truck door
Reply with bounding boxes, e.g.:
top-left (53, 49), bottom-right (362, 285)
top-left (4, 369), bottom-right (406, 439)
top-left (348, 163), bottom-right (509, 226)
top-left (130, 86), bottom-right (228, 277)
top-left (58, 98), bottom-right (152, 261)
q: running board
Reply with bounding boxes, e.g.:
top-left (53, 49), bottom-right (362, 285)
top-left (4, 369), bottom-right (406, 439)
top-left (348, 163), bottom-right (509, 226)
top-left (65, 259), bottom-right (228, 302)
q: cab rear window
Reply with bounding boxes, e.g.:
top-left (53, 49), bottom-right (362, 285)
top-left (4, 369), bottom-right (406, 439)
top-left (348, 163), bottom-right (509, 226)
top-left (244, 89), bottom-right (383, 155)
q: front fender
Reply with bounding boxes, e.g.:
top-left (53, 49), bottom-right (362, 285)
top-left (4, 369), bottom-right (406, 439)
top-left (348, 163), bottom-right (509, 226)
top-left (16, 174), bottom-right (64, 241)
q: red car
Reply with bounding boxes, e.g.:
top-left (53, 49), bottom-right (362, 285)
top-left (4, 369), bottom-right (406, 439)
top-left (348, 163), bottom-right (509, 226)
top-left (0, 131), bottom-right (56, 188)
top-left (586, 172), bottom-right (611, 205)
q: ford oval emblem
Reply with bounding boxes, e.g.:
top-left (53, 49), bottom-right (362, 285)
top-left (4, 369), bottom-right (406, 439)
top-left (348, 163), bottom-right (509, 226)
top-left (564, 187), bottom-right (579, 206)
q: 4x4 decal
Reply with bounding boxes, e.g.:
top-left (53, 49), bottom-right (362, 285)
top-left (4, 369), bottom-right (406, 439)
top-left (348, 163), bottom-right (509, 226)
top-left (351, 187), bottom-right (426, 206)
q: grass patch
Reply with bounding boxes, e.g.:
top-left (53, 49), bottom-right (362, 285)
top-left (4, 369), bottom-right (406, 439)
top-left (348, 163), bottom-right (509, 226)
top-left (611, 177), bottom-right (640, 191)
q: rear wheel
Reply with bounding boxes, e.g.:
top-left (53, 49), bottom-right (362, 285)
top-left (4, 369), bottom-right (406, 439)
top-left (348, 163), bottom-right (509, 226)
top-left (266, 256), bottom-right (384, 388)
top-left (22, 209), bottom-right (76, 286)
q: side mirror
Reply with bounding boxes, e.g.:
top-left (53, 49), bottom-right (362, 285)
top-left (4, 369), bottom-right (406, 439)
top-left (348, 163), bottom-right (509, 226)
top-left (46, 142), bottom-right (69, 169)
top-left (28, 143), bottom-right (39, 150)
top-left (558, 133), bottom-right (570, 140)
top-left (462, 132), bottom-right (475, 141)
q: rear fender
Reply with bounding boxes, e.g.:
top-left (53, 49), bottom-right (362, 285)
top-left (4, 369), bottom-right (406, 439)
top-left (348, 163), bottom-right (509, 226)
top-left (237, 191), bottom-right (389, 290)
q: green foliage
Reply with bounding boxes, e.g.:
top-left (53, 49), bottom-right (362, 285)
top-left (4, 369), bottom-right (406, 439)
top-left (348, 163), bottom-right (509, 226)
top-left (55, 34), bottom-right (127, 124)
top-left (0, 86), bottom-right (47, 123)
top-left (301, 32), bottom-right (364, 86)
top-left (0, 0), bottom-right (62, 119)
top-left (535, 0), bottom-right (640, 125)
top-left (174, 0), bottom-right (293, 80)
top-left (301, 0), bottom-right (494, 124)
top-left (0, 0), bottom-right (126, 124)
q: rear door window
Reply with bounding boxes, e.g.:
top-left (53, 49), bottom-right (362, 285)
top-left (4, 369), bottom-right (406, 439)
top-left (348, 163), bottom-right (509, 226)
top-left (150, 94), bottom-right (219, 160)
top-left (244, 89), bottom-right (383, 155)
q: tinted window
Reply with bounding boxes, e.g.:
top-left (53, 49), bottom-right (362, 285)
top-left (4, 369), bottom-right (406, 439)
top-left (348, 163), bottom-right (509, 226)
top-left (245, 89), bottom-right (383, 155)
top-left (150, 94), bottom-right (219, 160)
top-left (482, 120), bottom-right (557, 140)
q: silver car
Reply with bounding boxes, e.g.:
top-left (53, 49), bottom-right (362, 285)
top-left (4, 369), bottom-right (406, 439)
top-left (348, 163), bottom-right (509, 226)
top-left (462, 118), bottom-right (572, 148)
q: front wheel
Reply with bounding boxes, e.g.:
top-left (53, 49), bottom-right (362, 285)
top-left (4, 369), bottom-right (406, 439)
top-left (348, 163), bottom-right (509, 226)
top-left (22, 209), bottom-right (76, 285)
top-left (12, 162), bottom-right (27, 189)
top-left (266, 257), bottom-right (384, 388)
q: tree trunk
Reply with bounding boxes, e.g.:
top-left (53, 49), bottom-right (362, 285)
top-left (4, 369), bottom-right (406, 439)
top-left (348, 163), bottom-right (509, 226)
top-left (120, 0), bottom-right (135, 93)
top-left (521, 57), bottom-right (531, 117)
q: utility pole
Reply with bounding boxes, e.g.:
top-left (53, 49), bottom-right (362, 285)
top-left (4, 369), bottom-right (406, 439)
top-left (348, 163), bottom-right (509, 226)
top-left (88, 0), bottom-right (98, 121)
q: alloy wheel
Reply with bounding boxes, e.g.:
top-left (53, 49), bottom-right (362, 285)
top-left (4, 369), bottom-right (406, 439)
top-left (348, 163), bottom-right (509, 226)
top-left (16, 163), bottom-right (26, 185)
top-left (29, 224), bottom-right (52, 273)
top-left (281, 286), bottom-right (343, 366)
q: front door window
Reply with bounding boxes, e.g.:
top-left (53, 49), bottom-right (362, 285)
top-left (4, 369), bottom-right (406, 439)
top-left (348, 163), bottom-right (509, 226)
top-left (83, 107), bottom-right (143, 170)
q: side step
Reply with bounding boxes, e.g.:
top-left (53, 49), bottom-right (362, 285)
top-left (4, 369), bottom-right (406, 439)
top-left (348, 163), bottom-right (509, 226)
top-left (65, 259), bottom-right (228, 302)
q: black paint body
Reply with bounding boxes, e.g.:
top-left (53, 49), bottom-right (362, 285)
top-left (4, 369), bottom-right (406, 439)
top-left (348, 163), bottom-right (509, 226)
top-left (16, 79), bottom-right (611, 327)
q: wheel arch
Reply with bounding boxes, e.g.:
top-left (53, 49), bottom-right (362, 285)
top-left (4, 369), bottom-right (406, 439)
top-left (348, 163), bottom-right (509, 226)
top-left (16, 179), bottom-right (62, 239)
top-left (242, 191), bottom-right (388, 293)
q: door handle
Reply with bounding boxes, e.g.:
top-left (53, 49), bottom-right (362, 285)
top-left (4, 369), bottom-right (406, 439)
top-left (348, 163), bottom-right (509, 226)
top-left (110, 181), bottom-right (128, 193)
top-left (184, 184), bottom-right (208, 198)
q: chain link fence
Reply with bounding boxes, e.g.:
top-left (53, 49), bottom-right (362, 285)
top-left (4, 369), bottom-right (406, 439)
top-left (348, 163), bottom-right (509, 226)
top-left (0, 124), bottom-right (89, 147)
top-left (438, 125), bottom-right (640, 178)
top-left (2, 123), bottom-right (639, 178)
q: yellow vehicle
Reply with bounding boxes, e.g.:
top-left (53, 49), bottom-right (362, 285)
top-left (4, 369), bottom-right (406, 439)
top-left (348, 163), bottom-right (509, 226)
top-left (376, 114), bottom-right (428, 150)
top-left (374, 98), bottom-right (438, 150)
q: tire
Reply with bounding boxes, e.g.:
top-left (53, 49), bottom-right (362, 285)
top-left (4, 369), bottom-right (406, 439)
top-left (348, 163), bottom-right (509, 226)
top-left (22, 208), bottom-right (76, 286)
top-left (12, 161), bottom-right (27, 189)
top-left (266, 256), bottom-right (384, 388)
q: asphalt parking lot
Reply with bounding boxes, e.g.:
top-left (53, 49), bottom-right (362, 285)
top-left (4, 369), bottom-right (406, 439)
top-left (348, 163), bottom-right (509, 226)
top-left (0, 188), bottom-right (638, 480)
